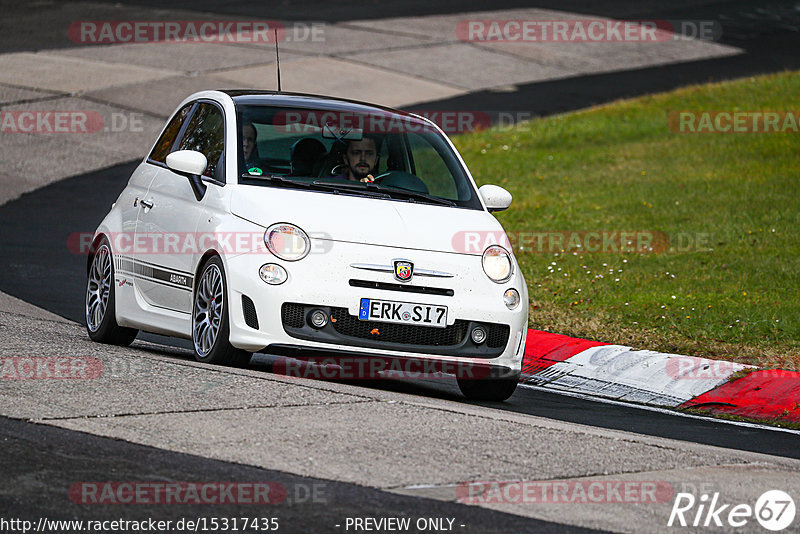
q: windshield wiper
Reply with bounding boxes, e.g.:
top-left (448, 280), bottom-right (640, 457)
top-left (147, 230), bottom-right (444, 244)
top-left (308, 180), bottom-right (392, 199)
top-left (242, 174), bottom-right (391, 198)
top-left (383, 188), bottom-right (457, 207)
top-left (241, 173), bottom-right (312, 188)
top-left (308, 179), bottom-right (397, 199)
top-left (313, 180), bottom-right (456, 207)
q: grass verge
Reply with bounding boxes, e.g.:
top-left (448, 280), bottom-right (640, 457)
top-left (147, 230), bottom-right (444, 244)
top-left (454, 70), bottom-right (800, 370)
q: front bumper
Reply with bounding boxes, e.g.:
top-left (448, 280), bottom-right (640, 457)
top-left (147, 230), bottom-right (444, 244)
top-left (281, 302), bottom-right (510, 358)
top-left (223, 240), bottom-right (529, 373)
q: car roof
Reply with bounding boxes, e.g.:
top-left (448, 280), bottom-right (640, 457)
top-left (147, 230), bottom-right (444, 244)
top-left (220, 90), bottom-right (424, 120)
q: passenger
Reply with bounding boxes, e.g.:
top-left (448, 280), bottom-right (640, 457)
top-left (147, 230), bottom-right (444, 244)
top-left (290, 138), bottom-right (327, 177)
top-left (242, 123), bottom-right (263, 172)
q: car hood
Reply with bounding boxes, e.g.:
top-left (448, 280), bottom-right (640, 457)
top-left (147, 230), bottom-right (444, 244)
top-left (230, 185), bottom-right (508, 255)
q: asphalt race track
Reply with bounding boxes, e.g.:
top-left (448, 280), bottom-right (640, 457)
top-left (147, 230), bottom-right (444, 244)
top-left (3, 1), bottom-right (799, 117)
top-left (0, 161), bottom-right (796, 459)
top-left (2, 417), bottom-right (595, 534)
top-left (2, 2), bottom-right (800, 533)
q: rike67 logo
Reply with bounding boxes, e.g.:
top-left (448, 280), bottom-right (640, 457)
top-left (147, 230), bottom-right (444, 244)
top-left (668, 490), bottom-right (795, 531)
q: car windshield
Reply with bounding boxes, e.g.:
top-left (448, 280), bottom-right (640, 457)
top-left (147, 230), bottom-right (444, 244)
top-left (234, 104), bottom-right (482, 209)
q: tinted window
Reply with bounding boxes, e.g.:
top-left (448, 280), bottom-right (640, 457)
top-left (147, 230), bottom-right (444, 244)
top-left (233, 104), bottom-right (480, 209)
top-left (406, 132), bottom-right (459, 200)
top-left (149, 104), bottom-right (193, 163)
top-left (177, 103), bottom-right (225, 179)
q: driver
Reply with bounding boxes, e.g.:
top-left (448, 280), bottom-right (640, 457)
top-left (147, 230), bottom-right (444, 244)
top-left (337, 135), bottom-right (380, 182)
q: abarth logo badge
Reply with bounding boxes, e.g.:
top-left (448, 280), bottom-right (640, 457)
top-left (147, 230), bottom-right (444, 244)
top-left (393, 260), bottom-right (414, 282)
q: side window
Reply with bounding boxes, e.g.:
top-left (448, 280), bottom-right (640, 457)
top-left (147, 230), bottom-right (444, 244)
top-left (177, 103), bottom-right (225, 179)
top-left (149, 104), bottom-right (193, 164)
top-left (375, 135), bottom-right (390, 175)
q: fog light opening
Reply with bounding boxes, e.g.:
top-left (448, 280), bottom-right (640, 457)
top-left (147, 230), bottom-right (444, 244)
top-left (310, 309), bottom-right (328, 328)
top-left (471, 326), bottom-right (487, 345)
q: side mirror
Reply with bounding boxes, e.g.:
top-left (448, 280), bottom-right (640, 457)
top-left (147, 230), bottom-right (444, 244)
top-left (166, 150), bottom-right (208, 201)
top-left (166, 150), bottom-right (207, 175)
top-left (479, 184), bottom-right (512, 212)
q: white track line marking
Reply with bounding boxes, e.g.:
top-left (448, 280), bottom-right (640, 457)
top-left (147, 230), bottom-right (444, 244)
top-left (519, 383), bottom-right (800, 435)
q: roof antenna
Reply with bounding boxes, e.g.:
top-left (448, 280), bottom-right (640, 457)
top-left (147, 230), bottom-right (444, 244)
top-left (274, 28), bottom-right (281, 92)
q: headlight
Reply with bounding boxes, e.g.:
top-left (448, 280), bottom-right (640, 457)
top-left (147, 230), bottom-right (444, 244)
top-left (482, 245), bottom-right (512, 283)
top-left (264, 223), bottom-right (310, 261)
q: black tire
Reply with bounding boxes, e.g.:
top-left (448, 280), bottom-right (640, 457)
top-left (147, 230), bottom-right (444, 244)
top-left (85, 237), bottom-right (138, 346)
top-left (457, 375), bottom-right (520, 402)
top-left (191, 256), bottom-right (251, 367)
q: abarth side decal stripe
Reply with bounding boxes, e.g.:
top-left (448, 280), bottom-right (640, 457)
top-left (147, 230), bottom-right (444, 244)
top-left (115, 256), bottom-right (193, 292)
top-left (125, 255), bottom-right (194, 276)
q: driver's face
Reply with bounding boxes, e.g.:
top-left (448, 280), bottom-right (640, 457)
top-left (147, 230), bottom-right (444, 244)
top-left (343, 138), bottom-right (377, 180)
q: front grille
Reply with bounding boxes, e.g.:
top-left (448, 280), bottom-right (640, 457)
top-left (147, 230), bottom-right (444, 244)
top-left (330, 307), bottom-right (468, 346)
top-left (349, 279), bottom-right (454, 297)
top-left (487, 324), bottom-right (508, 348)
top-left (282, 302), bottom-right (305, 328)
top-left (280, 303), bottom-right (510, 354)
top-left (242, 295), bottom-right (259, 329)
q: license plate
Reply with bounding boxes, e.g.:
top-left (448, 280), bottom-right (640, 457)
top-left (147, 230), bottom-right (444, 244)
top-left (359, 298), bottom-right (448, 328)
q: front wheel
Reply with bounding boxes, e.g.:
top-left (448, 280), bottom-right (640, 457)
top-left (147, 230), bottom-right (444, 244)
top-left (85, 238), bottom-right (138, 345)
top-left (192, 256), bottom-right (251, 367)
top-left (457, 375), bottom-right (519, 402)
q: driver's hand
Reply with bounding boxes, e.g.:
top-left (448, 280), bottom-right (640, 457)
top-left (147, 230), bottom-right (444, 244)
top-left (360, 174), bottom-right (374, 183)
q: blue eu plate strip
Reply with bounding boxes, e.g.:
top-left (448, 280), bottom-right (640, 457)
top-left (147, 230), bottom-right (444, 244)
top-left (359, 298), bottom-right (371, 320)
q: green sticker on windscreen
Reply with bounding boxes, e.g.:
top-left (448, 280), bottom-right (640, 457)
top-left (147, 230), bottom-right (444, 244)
top-left (248, 167), bottom-right (263, 175)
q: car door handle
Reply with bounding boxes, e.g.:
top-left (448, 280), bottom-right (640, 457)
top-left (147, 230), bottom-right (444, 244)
top-left (139, 199), bottom-right (153, 209)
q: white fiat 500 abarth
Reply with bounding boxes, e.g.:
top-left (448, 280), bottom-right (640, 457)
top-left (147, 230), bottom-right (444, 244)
top-left (85, 90), bottom-right (528, 401)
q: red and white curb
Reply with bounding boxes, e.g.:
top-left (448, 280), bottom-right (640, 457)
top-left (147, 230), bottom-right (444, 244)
top-left (521, 330), bottom-right (800, 423)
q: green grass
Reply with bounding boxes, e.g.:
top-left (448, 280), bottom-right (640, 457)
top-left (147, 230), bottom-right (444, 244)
top-left (452, 71), bottom-right (800, 370)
